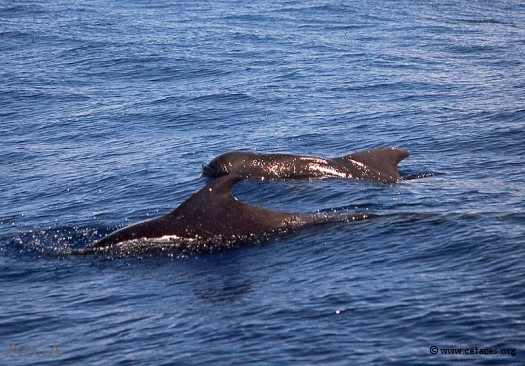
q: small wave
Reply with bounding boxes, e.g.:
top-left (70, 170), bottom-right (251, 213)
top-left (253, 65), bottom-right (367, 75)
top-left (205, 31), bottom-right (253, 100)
top-left (5, 225), bottom-right (111, 258)
top-left (189, 92), bottom-right (252, 102)
top-left (401, 172), bottom-right (436, 180)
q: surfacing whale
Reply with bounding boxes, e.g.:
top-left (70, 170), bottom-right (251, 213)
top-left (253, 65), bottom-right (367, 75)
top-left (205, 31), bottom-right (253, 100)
top-left (89, 175), bottom-right (374, 252)
top-left (202, 147), bottom-right (409, 183)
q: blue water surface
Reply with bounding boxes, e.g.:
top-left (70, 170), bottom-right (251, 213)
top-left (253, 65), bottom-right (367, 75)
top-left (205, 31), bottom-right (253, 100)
top-left (1, 0), bottom-right (524, 365)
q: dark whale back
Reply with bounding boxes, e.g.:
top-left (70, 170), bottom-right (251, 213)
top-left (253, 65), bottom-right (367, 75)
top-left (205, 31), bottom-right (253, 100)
top-left (203, 152), bottom-right (323, 179)
top-left (203, 147), bottom-right (409, 183)
top-left (93, 175), bottom-right (373, 249)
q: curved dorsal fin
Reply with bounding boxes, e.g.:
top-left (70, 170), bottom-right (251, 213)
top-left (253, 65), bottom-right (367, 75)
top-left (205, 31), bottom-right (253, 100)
top-left (334, 147), bottom-right (409, 181)
top-left (171, 175), bottom-right (242, 214)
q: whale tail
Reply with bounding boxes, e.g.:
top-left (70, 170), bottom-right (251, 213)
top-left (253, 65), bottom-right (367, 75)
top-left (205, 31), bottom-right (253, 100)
top-left (334, 147), bottom-right (409, 182)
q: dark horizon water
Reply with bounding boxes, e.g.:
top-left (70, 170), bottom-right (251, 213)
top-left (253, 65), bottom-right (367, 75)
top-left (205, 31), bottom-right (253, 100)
top-left (1, 0), bottom-right (524, 364)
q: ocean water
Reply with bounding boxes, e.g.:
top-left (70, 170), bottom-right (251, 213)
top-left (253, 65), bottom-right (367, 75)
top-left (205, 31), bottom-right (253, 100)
top-left (1, 0), bottom-right (524, 364)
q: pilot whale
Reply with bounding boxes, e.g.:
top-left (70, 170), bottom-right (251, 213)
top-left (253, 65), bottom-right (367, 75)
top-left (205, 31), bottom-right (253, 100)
top-left (91, 175), bottom-right (374, 250)
top-left (202, 147), bottom-right (409, 183)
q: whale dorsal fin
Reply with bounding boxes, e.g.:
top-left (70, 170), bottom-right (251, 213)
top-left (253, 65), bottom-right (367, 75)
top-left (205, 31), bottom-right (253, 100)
top-left (170, 175), bottom-right (243, 215)
top-left (168, 175), bottom-right (300, 236)
top-left (334, 147), bottom-right (409, 182)
top-left (202, 174), bottom-right (242, 197)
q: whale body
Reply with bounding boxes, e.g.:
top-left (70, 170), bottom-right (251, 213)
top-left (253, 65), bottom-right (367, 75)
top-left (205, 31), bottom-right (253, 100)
top-left (203, 147), bottom-right (409, 183)
top-left (92, 175), bottom-right (374, 250)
